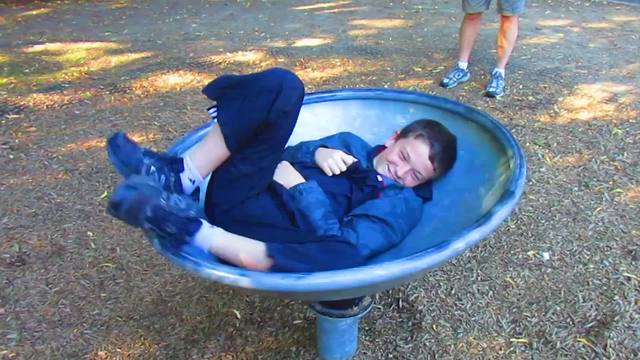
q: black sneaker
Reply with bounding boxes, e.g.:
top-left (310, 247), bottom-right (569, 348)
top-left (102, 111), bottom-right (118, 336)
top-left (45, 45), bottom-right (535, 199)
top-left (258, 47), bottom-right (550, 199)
top-left (485, 71), bottom-right (506, 98)
top-left (440, 65), bottom-right (471, 89)
top-left (107, 175), bottom-right (202, 248)
top-left (107, 132), bottom-right (185, 194)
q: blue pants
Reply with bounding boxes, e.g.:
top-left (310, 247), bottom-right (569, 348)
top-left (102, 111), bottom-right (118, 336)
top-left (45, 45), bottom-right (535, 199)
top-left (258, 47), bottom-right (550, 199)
top-left (201, 68), bottom-right (365, 272)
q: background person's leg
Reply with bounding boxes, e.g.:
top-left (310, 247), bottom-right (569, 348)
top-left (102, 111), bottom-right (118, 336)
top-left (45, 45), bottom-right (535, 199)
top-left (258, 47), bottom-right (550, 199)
top-left (457, 12), bottom-right (484, 64)
top-left (495, 0), bottom-right (525, 69)
top-left (495, 14), bottom-right (519, 69)
top-left (458, 0), bottom-right (491, 63)
top-left (440, 1), bottom-right (488, 88)
top-left (486, 0), bottom-right (525, 97)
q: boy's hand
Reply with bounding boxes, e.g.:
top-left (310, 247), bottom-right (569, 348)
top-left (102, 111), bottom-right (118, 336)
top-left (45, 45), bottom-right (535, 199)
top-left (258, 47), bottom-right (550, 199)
top-left (273, 161), bottom-right (306, 189)
top-left (314, 147), bottom-right (358, 176)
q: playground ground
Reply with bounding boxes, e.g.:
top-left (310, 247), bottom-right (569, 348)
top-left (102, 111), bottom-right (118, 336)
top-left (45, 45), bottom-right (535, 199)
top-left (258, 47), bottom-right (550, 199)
top-left (1, 0), bottom-right (639, 358)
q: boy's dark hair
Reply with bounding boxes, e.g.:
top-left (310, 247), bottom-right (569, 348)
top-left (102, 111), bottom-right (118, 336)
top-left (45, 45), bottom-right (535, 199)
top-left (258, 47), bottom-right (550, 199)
top-left (398, 119), bottom-right (457, 178)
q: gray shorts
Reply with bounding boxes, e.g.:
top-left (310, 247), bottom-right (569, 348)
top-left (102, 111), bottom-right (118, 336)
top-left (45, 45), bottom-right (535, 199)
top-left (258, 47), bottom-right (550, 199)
top-left (462, 0), bottom-right (526, 16)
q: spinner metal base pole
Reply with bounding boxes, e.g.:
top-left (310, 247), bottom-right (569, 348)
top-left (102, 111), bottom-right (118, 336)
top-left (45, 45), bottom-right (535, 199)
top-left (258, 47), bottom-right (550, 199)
top-left (310, 297), bottom-right (373, 360)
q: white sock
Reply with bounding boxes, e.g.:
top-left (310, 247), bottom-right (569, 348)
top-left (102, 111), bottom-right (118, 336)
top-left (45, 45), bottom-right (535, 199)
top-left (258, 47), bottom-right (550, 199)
top-left (191, 220), bottom-right (222, 252)
top-left (457, 61), bottom-right (468, 70)
top-left (180, 155), bottom-right (203, 195)
top-left (493, 68), bottom-right (505, 77)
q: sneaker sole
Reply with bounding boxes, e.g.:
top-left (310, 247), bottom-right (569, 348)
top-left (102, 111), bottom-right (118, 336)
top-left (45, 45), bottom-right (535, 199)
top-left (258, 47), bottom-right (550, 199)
top-left (109, 175), bottom-right (199, 223)
top-left (107, 176), bottom-right (163, 228)
top-left (440, 73), bottom-right (470, 89)
top-left (107, 133), bottom-right (137, 179)
top-left (485, 90), bottom-right (505, 98)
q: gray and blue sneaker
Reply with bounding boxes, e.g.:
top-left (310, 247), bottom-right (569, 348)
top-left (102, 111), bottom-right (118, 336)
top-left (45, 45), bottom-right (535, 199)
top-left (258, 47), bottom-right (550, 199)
top-left (107, 175), bottom-right (202, 248)
top-left (485, 71), bottom-right (506, 98)
top-left (107, 132), bottom-right (185, 194)
top-left (440, 65), bottom-right (471, 89)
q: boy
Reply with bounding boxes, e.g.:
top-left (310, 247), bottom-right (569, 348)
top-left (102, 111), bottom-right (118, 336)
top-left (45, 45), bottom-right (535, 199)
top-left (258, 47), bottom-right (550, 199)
top-left (107, 68), bottom-right (457, 272)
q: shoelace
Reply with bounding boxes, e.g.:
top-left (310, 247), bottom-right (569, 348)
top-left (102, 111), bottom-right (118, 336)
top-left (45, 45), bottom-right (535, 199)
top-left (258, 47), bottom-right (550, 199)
top-left (444, 68), bottom-right (468, 84)
top-left (488, 74), bottom-right (504, 91)
top-left (143, 192), bottom-right (200, 237)
top-left (143, 160), bottom-right (182, 193)
top-left (164, 188), bottom-right (200, 216)
top-left (452, 69), bottom-right (466, 79)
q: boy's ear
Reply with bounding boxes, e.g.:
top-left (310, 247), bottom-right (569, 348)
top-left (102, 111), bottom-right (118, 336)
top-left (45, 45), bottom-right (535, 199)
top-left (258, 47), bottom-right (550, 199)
top-left (384, 131), bottom-right (400, 147)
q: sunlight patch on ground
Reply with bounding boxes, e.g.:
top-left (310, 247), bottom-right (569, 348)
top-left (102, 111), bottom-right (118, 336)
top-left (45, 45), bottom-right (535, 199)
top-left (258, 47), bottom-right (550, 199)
top-left (611, 63), bottom-right (640, 77)
top-left (203, 50), bottom-right (271, 65)
top-left (3, 6), bottom-right (55, 26)
top-left (294, 58), bottom-right (382, 83)
top-left (608, 15), bottom-right (640, 22)
top-left (292, 37), bottom-right (334, 47)
top-left (541, 82), bottom-right (638, 124)
top-left (552, 152), bottom-right (593, 167)
top-left (296, 61), bottom-right (350, 81)
top-left (20, 42), bottom-right (150, 76)
top-left (22, 41), bottom-right (123, 53)
top-left (619, 186), bottom-right (640, 203)
top-left (129, 132), bottom-right (162, 144)
top-left (350, 18), bottom-right (413, 28)
top-left (521, 33), bottom-right (564, 45)
top-left (537, 19), bottom-right (574, 27)
top-left (7, 42), bottom-right (151, 92)
top-left (60, 132), bottom-right (159, 153)
top-left (318, 6), bottom-right (367, 14)
top-left (263, 39), bottom-right (289, 47)
top-left (348, 28), bottom-right (379, 36)
top-left (4, 170), bottom-right (69, 187)
top-left (111, 1), bottom-right (130, 9)
top-left (292, 1), bottom-right (351, 11)
top-left (61, 138), bottom-right (107, 152)
top-left (395, 78), bottom-right (434, 90)
top-left (131, 69), bottom-right (209, 95)
top-left (582, 21), bottom-right (613, 29)
top-left (85, 52), bottom-right (153, 70)
top-left (264, 37), bottom-right (334, 47)
top-left (22, 91), bottom-right (90, 110)
top-left (17, 7), bottom-right (53, 17)
top-left (32, 51), bottom-right (150, 86)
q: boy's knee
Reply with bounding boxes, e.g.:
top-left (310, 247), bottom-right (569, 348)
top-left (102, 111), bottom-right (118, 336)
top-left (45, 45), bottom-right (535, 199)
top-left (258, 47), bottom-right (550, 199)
top-left (265, 68), bottom-right (305, 129)
top-left (264, 67), bottom-right (305, 96)
top-left (500, 14), bottom-right (518, 24)
top-left (280, 69), bottom-right (304, 100)
top-left (464, 12), bottom-right (483, 22)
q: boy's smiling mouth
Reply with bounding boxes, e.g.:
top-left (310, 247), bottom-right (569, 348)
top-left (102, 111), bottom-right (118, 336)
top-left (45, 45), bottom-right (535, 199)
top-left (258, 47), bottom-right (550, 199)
top-left (386, 164), bottom-right (399, 183)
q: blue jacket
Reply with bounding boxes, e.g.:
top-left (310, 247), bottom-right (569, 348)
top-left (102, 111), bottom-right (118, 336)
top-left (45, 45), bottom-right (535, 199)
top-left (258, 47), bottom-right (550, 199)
top-left (279, 132), bottom-right (427, 259)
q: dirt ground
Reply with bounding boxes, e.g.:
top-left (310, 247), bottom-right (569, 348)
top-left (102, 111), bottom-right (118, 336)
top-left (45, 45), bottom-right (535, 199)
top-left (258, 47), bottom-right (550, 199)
top-left (1, 0), bottom-right (639, 359)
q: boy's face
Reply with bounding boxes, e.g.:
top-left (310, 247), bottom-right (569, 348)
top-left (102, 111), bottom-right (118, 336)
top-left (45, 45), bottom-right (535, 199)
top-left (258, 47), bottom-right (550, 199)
top-left (374, 133), bottom-right (436, 188)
